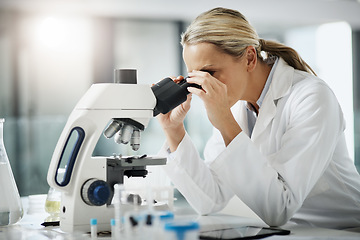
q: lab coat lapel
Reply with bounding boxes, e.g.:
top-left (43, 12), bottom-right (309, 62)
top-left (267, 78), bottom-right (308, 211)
top-left (238, 102), bottom-right (250, 137)
top-left (251, 58), bottom-right (294, 142)
top-left (251, 92), bottom-right (277, 142)
top-left (230, 100), bottom-right (250, 136)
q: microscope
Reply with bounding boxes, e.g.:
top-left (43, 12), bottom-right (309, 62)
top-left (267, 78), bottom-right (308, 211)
top-left (47, 69), bottom-right (199, 232)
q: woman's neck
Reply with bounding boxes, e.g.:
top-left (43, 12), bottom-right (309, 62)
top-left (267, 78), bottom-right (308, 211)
top-left (246, 61), bottom-right (273, 111)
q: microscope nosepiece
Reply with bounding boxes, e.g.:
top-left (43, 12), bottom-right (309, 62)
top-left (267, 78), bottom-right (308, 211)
top-left (105, 118), bottom-right (144, 150)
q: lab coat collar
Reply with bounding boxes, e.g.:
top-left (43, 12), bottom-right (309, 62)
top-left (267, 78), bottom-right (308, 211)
top-left (251, 58), bottom-right (294, 142)
top-left (270, 58), bottom-right (293, 100)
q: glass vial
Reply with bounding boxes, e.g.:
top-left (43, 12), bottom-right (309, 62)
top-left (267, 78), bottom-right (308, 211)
top-left (44, 168), bottom-right (63, 222)
top-left (44, 187), bottom-right (61, 222)
top-left (0, 118), bottom-right (23, 226)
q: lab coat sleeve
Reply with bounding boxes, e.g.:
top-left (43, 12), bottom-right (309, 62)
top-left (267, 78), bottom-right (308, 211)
top-left (161, 132), bottom-right (234, 214)
top-left (210, 81), bottom-right (345, 226)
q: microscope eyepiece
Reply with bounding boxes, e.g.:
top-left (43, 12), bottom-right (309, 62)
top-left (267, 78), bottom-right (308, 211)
top-left (151, 77), bottom-right (201, 116)
top-left (178, 78), bottom-right (202, 90)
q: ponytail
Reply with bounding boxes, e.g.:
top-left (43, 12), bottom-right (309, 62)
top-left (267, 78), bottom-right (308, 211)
top-left (258, 39), bottom-right (316, 76)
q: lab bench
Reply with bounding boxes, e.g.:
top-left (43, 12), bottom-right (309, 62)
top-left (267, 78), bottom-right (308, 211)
top-left (0, 194), bottom-right (359, 240)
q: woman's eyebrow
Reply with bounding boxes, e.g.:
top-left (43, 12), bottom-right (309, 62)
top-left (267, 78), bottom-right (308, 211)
top-left (199, 64), bottom-right (214, 71)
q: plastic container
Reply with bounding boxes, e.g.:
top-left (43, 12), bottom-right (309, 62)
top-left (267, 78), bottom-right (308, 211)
top-left (0, 118), bottom-right (23, 226)
top-left (164, 220), bottom-right (199, 240)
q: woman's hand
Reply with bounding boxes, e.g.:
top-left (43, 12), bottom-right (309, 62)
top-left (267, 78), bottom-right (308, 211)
top-left (156, 76), bottom-right (192, 152)
top-left (186, 71), bottom-right (241, 146)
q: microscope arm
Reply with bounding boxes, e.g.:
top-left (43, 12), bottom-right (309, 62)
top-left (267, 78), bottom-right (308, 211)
top-left (47, 83), bottom-right (156, 193)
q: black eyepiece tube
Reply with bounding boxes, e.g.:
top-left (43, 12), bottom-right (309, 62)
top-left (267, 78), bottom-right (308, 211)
top-left (151, 77), bottom-right (201, 116)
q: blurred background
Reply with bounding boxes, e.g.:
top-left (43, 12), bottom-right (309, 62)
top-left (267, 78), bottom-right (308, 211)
top-left (0, 0), bottom-right (359, 196)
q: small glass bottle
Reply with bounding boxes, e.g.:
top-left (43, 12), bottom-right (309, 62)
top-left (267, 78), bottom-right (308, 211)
top-left (44, 168), bottom-right (64, 222)
top-left (44, 187), bottom-right (61, 222)
top-left (0, 118), bottom-right (23, 226)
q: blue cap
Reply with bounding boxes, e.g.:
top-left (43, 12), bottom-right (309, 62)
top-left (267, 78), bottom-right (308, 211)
top-left (90, 218), bottom-right (97, 225)
top-left (164, 221), bottom-right (199, 240)
top-left (159, 211), bottom-right (174, 221)
top-left (164, 220), bottom-right (199, 231)
top-left (111, 218), bottom-right (116, 226)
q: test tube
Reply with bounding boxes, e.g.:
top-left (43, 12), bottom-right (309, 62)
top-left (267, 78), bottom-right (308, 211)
top-left (146, 186), bottom-right (154, 212)
top-left (111, 218), bottom-right (116, 240)
top-left (90, 218), bottom-right (98, 240)
top-left (114, 184), bottom-right (124, 240)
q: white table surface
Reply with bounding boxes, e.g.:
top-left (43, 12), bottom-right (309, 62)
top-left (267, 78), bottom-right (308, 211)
top-left (0, 194), bottom-right (359, 240)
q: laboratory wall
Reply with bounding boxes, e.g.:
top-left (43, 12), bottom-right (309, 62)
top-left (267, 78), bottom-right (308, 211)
top-left (284, 23), bottom-right (354, 160)
top-left (0, 10), bottom-right (358, 197)
top-left (0, 12), bottom-right (94, 196)
top-left (0, 13), bottom-right (185, 196)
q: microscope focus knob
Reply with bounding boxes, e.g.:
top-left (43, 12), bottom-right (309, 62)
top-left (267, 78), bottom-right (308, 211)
top-left (81, 179), bottom-right (111, 206)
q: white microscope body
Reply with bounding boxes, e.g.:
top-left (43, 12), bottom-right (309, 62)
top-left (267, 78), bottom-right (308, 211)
top-left (47, 70), bottom-right (167, 232)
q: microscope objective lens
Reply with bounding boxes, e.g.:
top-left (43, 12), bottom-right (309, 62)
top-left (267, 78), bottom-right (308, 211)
top-left (114, 131), bottom-right (122, 144)
top-left (131, 130), bottom-right (140, 151)
top-left (104, 121), bottom-right (122, 138)
top-left (120, 124), bottom-right (134, 144)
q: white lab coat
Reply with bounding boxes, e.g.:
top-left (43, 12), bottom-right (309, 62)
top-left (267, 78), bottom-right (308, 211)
top-left (161, 58), bottom-right (360, 229)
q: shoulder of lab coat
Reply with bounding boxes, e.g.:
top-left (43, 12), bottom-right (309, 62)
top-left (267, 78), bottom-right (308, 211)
top-left (209, 58), bottom-right (346, 226)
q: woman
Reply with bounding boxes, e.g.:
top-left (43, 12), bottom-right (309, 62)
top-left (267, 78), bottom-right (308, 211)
top-left (157, 7), bottom-right (360, 229)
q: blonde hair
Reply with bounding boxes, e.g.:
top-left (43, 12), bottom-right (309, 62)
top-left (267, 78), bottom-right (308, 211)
top-left (181, 7), bottom-right (316, 76)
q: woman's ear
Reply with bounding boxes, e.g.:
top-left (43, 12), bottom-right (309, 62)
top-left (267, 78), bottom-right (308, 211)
top-left (245, 46), bottom-right (257, 72)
